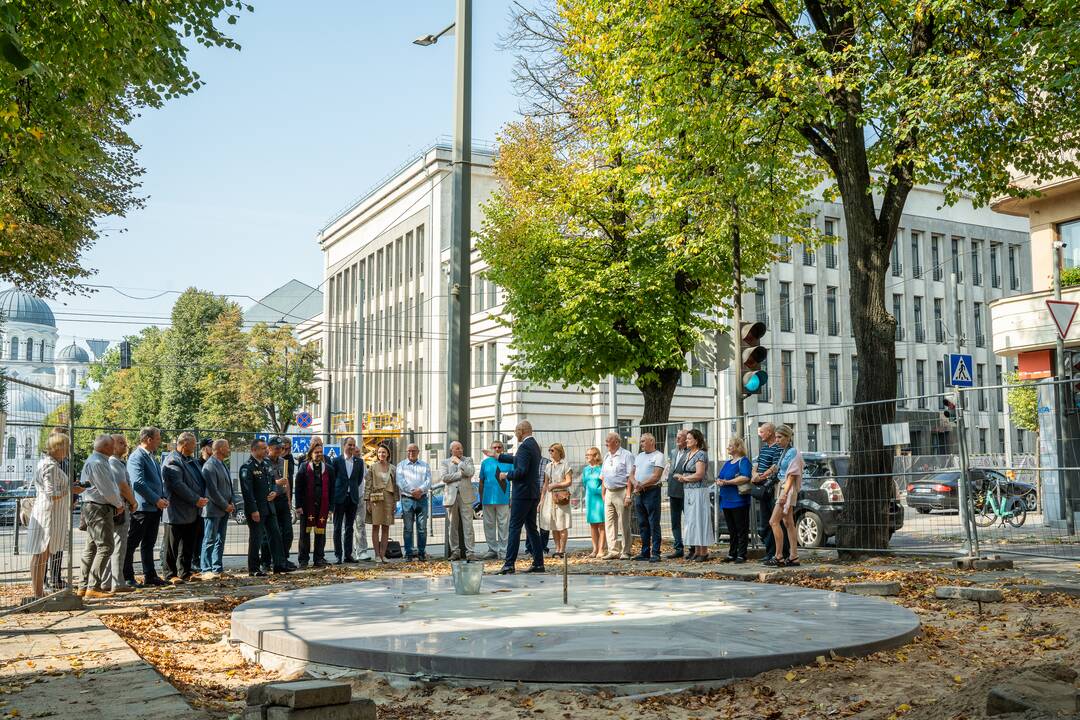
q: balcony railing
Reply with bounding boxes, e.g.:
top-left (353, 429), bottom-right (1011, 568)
top-left (895, 326), bottom-right (905, 341)
top-left (973, 270), bottom-right (982, 286)
top-left (781, 315), bottom-right (793, 332)
top-left (828, 320), bottom-right (841, 336)
top-left (1010, 276), bottom-right (1020, 291)
top-left (992, 274), bottom-right (1001, 289)
top-left (933, 266), bottom-right (943, 281)
top-left (805, 319), bottom-right (818, 334)
top-left (891, 261), bottom-right (904, 277)
top-left (915, 325), bottom-right (925, 343)
top-left (975, 333), bottom-right (986, 348)
top-left (913, 264), bottom-right (923, 279)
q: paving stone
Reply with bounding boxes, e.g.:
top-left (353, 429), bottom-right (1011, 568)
top-left (264, 680), bottom-right (352, 709)
top-left (952, 557), bottom-right (1014, 570)
top-left (243, 706), bottom-right (267, 720)
top-left (986, 671), bottom-right (1080, 716)
top-left (247, 682), bottom-right (272, 706)
top-left (933, 586), bottom-right (1003, 602)
top-left (155, 596), bottom-right (214, 607)
top-left (93, 607), bottom-right (148, 617)
top-left (1010, 583), bottom-right (1080, 598)
top-left (843, 582), bottom-right (900, 597)
top-left (266, 699), bottom-right (375, 720)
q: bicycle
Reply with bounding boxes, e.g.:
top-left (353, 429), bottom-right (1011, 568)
top-left (974, 477), bottom-right (1027, 528)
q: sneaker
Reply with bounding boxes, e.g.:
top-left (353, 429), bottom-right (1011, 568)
top-left (357, 550), bottom-right (374, 562)
top-left (601, 552), bottom-right (619, 560)
top-left (200, 572), bottom-right (219, 581)
top-left (619, 554), bottom-right (632, 560)
top-left (168, 577), bottom-right (185, 585)
top-left (84, 588), bottom-right (113, 599)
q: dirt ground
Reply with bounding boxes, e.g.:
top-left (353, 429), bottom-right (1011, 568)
top-left (91, 555), bottom-right (1080, 720)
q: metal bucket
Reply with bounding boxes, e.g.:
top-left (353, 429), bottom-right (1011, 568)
top-left (450, 560), bottom-right (484, 595)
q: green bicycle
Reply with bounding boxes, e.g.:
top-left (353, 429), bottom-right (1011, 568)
top-left (974, 476), bottom-right (1027, 528)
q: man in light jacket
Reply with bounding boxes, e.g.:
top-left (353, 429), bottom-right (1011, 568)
top-left (200, 439), bottom-right (237, 579)
top-left (161, 432), bottom-right (208, 583)
top-left (440, 440), bottom-right (476, 561)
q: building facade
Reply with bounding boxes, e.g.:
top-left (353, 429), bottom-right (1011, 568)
top-left (317, 144), bottom-right (1033, 460)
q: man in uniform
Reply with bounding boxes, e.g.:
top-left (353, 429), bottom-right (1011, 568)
top-left (240, 438), bottom-right (290, 577)
top-left (261, 437), bottom-right (297, 571)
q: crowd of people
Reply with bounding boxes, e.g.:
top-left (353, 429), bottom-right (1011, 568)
top-left (21, 418), bottom-right (805, 599)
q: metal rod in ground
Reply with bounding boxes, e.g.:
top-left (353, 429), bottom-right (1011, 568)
top-left (562, 552), bottom-right (568, 605)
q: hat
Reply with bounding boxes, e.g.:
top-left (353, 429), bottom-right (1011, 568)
top-left (199, 438), bottom-right (214, 449)
top-left (267, 436), bottom-right (284, 448)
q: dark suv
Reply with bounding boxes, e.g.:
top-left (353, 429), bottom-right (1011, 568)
top-left (794, 454), bottom-right (905, 548)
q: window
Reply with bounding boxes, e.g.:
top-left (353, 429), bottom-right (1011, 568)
top-left (974, 302), bottom-right (985, 347)
top-left (932, 234), bottom-right (943, 281)
top-left (780, 282), bottom-right (792, 331)
top-left (807, 423), bottom-right (819, 452)
top-left (937, 359), bottom-right (945, 394)
top-left (473, 345), bottom-right (485, 387)
top-left (972, 240), bottom-right (982, 285)
top-left (990, 244), bottom-right (1001, 288)
top-left (407, 360), bottom-right (414, 410)
top-left (690, 353), bottom-right (707, 387)
top-left (978, 428), bottom-right (987, 454)
top-left (802, 243), bottom-right (815, 266)
top-left (911, 231), bottom-right (922, 277)
top-left (406, 231), bottom-right (414, 281)
top-left (755, 279), bottom-right (767, 322)
top-left (6, 436), bottom-right (14, 459)
top-left (417, 293), bottom-right (424, 338)
top-left (417, 224), bottom-right (425, 275)
top-left (824, 218), bottom-right (838, 268)
top-left (418, 358), bottom-right (424, 409)
top-left (777, 236), bottom-right (792, 262)
top-left (1016, 428), bottom-right (1024, 453)
top-left (782, 351), bottom-right (794, 404)
top-left (916, 359), bottom-right (927, 409)
top-left (934, 298), bottom-right (945, 343)
top-left (891, 236), bottom-right (903, 276)
top-left (487, 277), bottom-right (497, 308)
top-left (914, 296), bottom-right (924, 343)
top-left (896, 359), bottom-right (906, 406)
top-left (805, 352), bottom-right (818, 404)
top-left (24, 338), bottom-right (32, 360)
top-left (829, 354), bottom-right (841, 405)
top-left (487, 343), bottom-right (498, 385)
top-left (759, 357), bottom-right (770, 402)
top-left (1008, 245), bottom-right (1020, 290)
top-left (827, 286), bottom-right (839, 335)
top-left (38, 340), bottom-right (44, 362)
top-left (474, 273), bottom-right (487, 313)
top-left (995, 363), bottom-right (1004, 412)
top-left (977, 363), bottom-right (987, 411)
top-left (998, 429), bottom-right (1006, 453)
top-left (70, 370), bottom-right (76, 388)
top-left (893, 294), bottom-right (904, 341)
top-left (803, 284), bottom-right (816, 334)
top-left (852, 355), bottom-right (859, 395)
top-left (951, 237), bottom-right (964, 282)
top-left (8, 336), bottom-right (16, 360)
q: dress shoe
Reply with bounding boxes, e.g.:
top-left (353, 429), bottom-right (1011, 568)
top-left (169, 577), bottom-right (185, 585)
top-left (143, 577), bottom-right (168, 587)
top-left (631, 554), bottom-right (651, 561)
top-left (648, 556), bottom-right (660, 563)
top-left (720, 556), bottom-right (736, 563)
top-left (481, 551), bottom-right (498, 560)
top-left (344, 556), bottom-right (358, 563)
top-left (524, 565), bottom-right (545, 573)
top-left (495, 566), bottom-right (515, 575)
top-left (75, 588), bottom-right (87, 598)
top-left (665, 551), bottom-right (684, 559)
top-left (248, 571), bottom-right (267, 577)
top-left (84, 588), bottom-right (113, 599)
top-left (449, 551), bottom-right (464, 561)
top-left (285, 561), bottom-right (298, 570)
top-left (313, 560), bottom-right (329, 568)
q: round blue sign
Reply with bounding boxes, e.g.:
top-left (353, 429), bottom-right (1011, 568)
top-left (296, 411), bottom-right (313, 429)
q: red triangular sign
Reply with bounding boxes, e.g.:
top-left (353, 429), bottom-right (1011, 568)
top-left (1046, 299), bottom-right (1079, 339)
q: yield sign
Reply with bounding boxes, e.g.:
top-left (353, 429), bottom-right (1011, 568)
top-left (1046, 299), bottom-right (1079, 339)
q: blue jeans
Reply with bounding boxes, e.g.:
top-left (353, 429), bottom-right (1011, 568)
top-left (400, 496), bottom-right (428, 558)
top-left (201, 516), bottom-right (229, 573)
top-left (634, 487), bottom-right (662, 558)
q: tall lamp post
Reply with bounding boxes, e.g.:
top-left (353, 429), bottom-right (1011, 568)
top-left (415, 0), bottom-right (473, 455)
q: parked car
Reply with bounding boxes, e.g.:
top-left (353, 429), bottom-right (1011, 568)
top-left (793, 453), bottom-right (905, 548)
top-left (395, 481), bottom-right (482, 521)
top-left (905, 468), bottom-right (1036, 514)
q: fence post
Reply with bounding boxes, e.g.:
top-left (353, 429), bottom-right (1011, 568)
top-left (12, 508), bottom-right (18, 556)
top-left (67, 389), bottom-right (75, 591)
top-left (955, 390), bottom-right (980, 558)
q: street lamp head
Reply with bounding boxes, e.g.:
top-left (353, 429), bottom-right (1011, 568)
top-left (413, 34), bottom-right (438, 46)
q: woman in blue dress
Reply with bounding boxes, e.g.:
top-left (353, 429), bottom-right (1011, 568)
top-left (715, 437), bottom-right (753, 563)
top-left (582, 447), bottom-right (606, 558)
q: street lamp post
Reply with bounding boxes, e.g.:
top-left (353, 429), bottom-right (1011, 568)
top-left (414, 0), bottom-right (473, 456)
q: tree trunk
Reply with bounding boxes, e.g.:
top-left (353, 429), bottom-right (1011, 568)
top-left (636, 367), bottom-right (682, 441)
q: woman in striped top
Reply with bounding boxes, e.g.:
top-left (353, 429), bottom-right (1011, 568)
top-left (27, 433), bottom-right (79, 599)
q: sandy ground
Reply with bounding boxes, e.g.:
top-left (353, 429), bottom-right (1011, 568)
top-left (85, 554), bottom-right (1080, 720)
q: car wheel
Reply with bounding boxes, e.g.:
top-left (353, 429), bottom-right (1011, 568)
top-left (796, 511), bottom-right (824, 548)
top-left (915, 507), bottom-right (931, 514)
top-left (1023, 491), bottom-right (1037, 512)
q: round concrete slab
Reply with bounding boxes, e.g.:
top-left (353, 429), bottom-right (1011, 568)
top-left (231, 575), bottom-right (919, 684)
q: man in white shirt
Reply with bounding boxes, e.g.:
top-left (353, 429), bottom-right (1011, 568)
top-left (631, 433), bottom-right (665, 562)
top-left (396, 444), bottom-right (432, 560)
top-left (78, 435), bottom-right (124, 598)
top-left (600, 432), bottom-right (634, 560)
top-left (104, 434), bottom-right (138, 592)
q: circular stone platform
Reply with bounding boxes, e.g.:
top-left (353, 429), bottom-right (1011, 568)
top-left (231, 575), bottom-right (919, 684)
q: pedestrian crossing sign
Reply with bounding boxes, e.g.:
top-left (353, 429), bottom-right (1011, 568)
top-left (948, 353), bottom-right (974, 387)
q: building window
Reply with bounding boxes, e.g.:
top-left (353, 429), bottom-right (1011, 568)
top-left (24, 338), bottom-right (32, 360)
top-left (487, 343), bottom-right (498, 385)
top-left (807, 423), bottom-right (819, 452)
top-left (472, 345), bottom-right (486, 387)
top-left (417, 224), bottom-right (425, 275)
top-left (916, 359), bottom-right (926, 409)
top-left (418, 358), bottom-right (424, 409)
top-left (1008, 245), bottom-right (1020, 290)
top-left (38, 340), bottom-right (44, 362)
top-left (69, 371), bottom-right (76, 388)
top-left (910, 231), bottom-right (922, 278)
top-left (827, 286), bottom-right (839, 335)
top-left (951, 237), bottom-right (964, 282)
top-left (8, 336), bottom-right (17, 361)
top-left (759, 357), bottom-right (770, 402)
top-left (990, 243), bottom-right (1001, 288)
top-left (824, 218), bottom-right (838, 268)
top-left (998, 428), bottom-right (1006, 453)
top-left (891, 236), bottom-right (903, 276)
top-left (396, 237), bottom-right (404, 283)
top-left (805, 352), bottom-right (818, 404)
top-left (407, 361), bottom-right (414, 410)
top-left (5, 436), bottom-right (14, 459)
top-left (417, 293), bottom-right (424, 338)
top-left (487, 277), bottom-right (497, 308)
top-left (974, 302), bottom-right (985, 347)
top-left (1060, 219), bottom-right (1080, 268)
top-left (932, 234), bottom-right (943, 281)
top-left (937, 359), bottom-right (945, 394)
top-left (914, 296), bottom-right (924, 343)
top-left (1016, 428), bottom-right (1024, 453)
top-left (978, 428), bottom-right (987, 454)
top-left (755, 279), bottom-right (767, 322)
top-left (934, 298), bottom-right (945, 343)
top-left (828, 354), bottom-right (841, 405)
top-left (780, 282), bottom-right (792, 332)
top-left (782, 351), bottom-right (794, 404)
top-left (895, 358), bottom-right (906, 407)
top-left (977, 363), bottom-right (987, 411)
top-left (893, 294), bottom-right (904, 341)
top-left (802, 243), bottom-right (815, 266)
top-left (803, 284), bottom-right (816, 334)
top-left (830, 425), bottom-right (842, 452)
top-left (690, 353), bottom-right (707, 387)
top-left (474, 273), bottom-right (487, 313)
top-left (852, 355), bottom-right (859, 396)
top-left (972, 240), bottom-right (982, 285)
top-left (995, 363), bottom-right (1004, 412)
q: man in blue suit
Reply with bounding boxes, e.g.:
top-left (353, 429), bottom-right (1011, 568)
top-left (488, 420), bottom-right (544, 575)
top-left (125, 427), bottom-right (169, 587)
top-left (331, 436), bottom-right (364, 563)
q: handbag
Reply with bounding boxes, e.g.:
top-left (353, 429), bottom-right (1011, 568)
top-left (552, 489), bottom-right (571, 506)
top-left (737, 481), bottom-right (753, 495)
top-left (367, 491), bottom-right (384, 503)
top-left (385, 540), bottom-right (403, 559)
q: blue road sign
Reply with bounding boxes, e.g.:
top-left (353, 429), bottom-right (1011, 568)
top-left (948, 353), bottom-right (974, 388)
top-left (291, 436), bottom-right (311, 456)
top-left (323, 444), bottom-right (341, 461)
top-left (296, 411), bottom-right (313, 429)
top-left (254, 432), bottom-right (271, 443)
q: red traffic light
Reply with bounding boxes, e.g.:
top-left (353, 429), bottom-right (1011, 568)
top-left (741, 321), bottom-right (766, 345)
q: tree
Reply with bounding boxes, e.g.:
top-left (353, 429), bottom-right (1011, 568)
top-left (196, 306), bottom-right (262, 432)
top-left (243, 322), bottom-right (320, 435)
top-left (0, 1), bottom-right (251, 297)
top-left (561, 0), bottom-right (1080, 551)
top-left (1005, 372), bottom-right (1039, 435)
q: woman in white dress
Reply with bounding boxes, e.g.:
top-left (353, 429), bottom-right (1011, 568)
top-left (26, 433), bottom-right (77, 599)
top-left (539, 443), bottom-right (573, 557)
top-left (677, 428), bottom-right (713, 562)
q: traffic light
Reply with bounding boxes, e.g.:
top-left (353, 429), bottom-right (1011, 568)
top-left (942, 397), bottom-right (956, 420)
top-left (740, 321), bottom-right (768, 396)
top-left (1065, 350), bottom-right (1080, 415)
top-left (119, 340), bottom-right (131, 369)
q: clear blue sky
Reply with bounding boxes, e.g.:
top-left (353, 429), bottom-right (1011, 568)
top-left (49, 0), bottom-right (525, 346)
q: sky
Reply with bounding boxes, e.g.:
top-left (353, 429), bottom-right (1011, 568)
top-left (46, 0), bottom-right (526, 347)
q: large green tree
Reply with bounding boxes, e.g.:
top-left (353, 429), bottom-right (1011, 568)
top-left (0, 1), bottom-right (251, 297)
top-left (161, 289), bottom-right (237, 429)
top-left (562, 0), bottom-right (1080, 551)
top-left (244, 322), bottom-right (321, 435)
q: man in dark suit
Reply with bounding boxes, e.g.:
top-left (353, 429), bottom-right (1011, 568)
top-left (160, 432), bottom-right (209, 583)
top-left (488, 420), bottom-right (544, 575)
top-left (331, 436), bottom-right (364, 563)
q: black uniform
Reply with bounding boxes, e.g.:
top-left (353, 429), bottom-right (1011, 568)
top-left (240, 455), bottom-right (285, 574)
top-left (261, 454), bottom-right (295, 567)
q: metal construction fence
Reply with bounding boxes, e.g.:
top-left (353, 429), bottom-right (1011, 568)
top-left (1, 375), bottom-right (1078, 610)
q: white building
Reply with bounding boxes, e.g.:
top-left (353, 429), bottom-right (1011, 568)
top-left (316, 143), bottom-right (1033, 458)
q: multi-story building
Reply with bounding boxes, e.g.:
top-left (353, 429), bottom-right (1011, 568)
top-left (316, 143), bottom-right (1033, 460)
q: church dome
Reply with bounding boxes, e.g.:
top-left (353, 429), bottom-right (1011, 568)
top-left (0, 289), bottom-right (55, 328)
top-left (56, 343), bottom-right (89, 363)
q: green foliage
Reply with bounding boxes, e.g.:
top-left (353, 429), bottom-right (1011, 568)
top-left (1062, 267), bottom-right (1080, 289)
top-left (0, 1), bottom-right (252, 297)
top-left (1005, 371), bottom-right (1040, 434)
top-left (161, 289), bottom-right (237, 429)
top-left (245, 322), bottom-right (321, 435)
